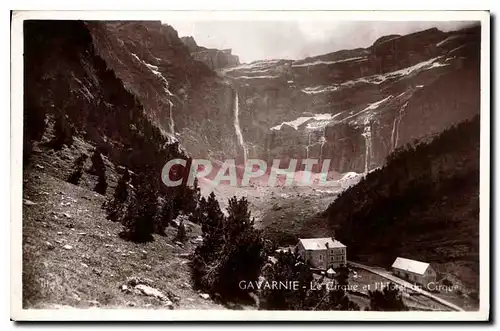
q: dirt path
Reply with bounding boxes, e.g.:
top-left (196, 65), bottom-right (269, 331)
top-left (348, 261), bottom-right (465, 312)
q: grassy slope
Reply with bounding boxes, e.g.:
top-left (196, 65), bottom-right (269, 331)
top-left (259, 191), bottom-right (338, 245)
top-left (22, 147), bottom-right (227, 309)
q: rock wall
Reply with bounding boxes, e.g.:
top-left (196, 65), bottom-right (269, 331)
top-left (220, 26), bottom-right (481, 172)
top-left (87, 22), bottom-right (243, 161)
top-left (180, 36), bottom-right (240, 70)
top-left (62, 21), bottom-right (481, 175)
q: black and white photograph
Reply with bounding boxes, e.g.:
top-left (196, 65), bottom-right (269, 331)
top-left (10, 10), bottom-right (490, 321)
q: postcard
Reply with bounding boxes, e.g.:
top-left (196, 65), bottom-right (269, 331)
top-left (10, 10), bottom-right (490, 321)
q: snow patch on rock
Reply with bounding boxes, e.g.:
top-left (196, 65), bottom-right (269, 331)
top-left (342, 57), bottom-right (445, 87)
top-left (301, 85), bottom-right (339, 94)
top-left (292, 56), bottom-right (366, 67)
top-left (339, 172), bottom-right (363, 189)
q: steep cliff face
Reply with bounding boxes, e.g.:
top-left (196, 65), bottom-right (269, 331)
top-left (220, 26), bottom-right (481, 172)
top-left (48, 22), bottom-right (480, 175)
top-left (23, 20), bottom-right (198, 186)
top-left (86, 22), bottom-right (244, 161)
top-left (180, 36), bottom-right (240, 70)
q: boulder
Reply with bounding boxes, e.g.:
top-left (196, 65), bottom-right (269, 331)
top-left (23, 199), bottom-right (37, 206)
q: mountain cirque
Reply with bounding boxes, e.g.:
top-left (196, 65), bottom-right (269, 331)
top-left (88, 22), bottom-right (480, 174)
top-left (219, 26), bottom-right (480, 173)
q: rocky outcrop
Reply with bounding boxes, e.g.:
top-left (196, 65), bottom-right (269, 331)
top-left (180, 36), bottom-right (240, 70)
top-left (180, 36), bottom-right (199, 53)
top-left (220, 26), bottom-right (481, 173)
top-left (191, 49), bottom-right (240, 70)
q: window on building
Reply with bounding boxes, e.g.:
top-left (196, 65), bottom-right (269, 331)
top-left (319, 254), bottom-right (323, 261)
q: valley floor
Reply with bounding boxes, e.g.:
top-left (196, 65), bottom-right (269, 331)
top-left (199, 175), bottom-right (345, 244)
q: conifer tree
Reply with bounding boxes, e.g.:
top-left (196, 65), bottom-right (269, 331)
top-left (121, 174), bottom-right (157, 243)
top-left (51, 113), bottom-right (73, 150)
top-left (176, 219), bottom-right (187, 242)
top-left (368, 282), bottom-right (408, 311)
top-left (192, 195), bottom-right (264, 301)
top-left (105, 167), bottom-right (130, 222)
top-left (67, 153), bottom-right (87, 185)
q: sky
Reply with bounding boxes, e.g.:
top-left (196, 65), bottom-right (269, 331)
top-left (164, 20), bottom-right (476, 63)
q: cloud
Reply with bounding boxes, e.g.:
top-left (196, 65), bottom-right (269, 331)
top-left (165, 20), bottom-right (476, 63)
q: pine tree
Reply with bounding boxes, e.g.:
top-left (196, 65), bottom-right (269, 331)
top-left (200, 192), bottom-right (225, 236)
top-left (155, 198), bottom-right (176, 235)
top-left (192, 193), bottom-right (225, 290)
top-left (94, 173), bottom-right (108, 195)
top-left (176, 219), bottom-right (187, 242)
top-left (259, 250), bottom-right (314, 310)
top-left (216, 197), bottom-right (264, 299)
top-left (67, 154), bottom-right (87, 185)
top-left (89, 148), bottom-right (108, 195)
top-left (89, 148), bottom-right (106, 175)
top-left (105, 167), bottom-right (130, 222)
top-left (191, 195), bottom-right (264, 301)
top-left (259, 252), bottom-right (360, 311)
top-left (115, 168), bottom-right (130, 203)
top-left (51, 113), bottom-right (73, 150)
top-left (368, 282), bottom-right (408, 311)
top-left (23, 104), bottom-right (46, 164)
top-left (120, 175), bottom-right (157, 243)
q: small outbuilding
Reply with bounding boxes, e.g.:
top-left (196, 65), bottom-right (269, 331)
top-left (391, 257), bottom-right (437, 288)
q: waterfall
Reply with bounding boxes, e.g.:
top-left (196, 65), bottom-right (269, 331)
top-left (390, 116), bottom-right (398, 150)
top-left (168, 100), bottom-right (175, 135)
top-left (361, 120), bottom-right (372, 173)
top-left (319, 136), bottom-right (326, 162)
top-left (319, 126), bottom-right (327, 163)
top-left (305, 132), bottom-right (312, 159)
top-left (233, 92), bottom-right (248, 164)
top-left (391, 101), bottom-right (409, 150)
